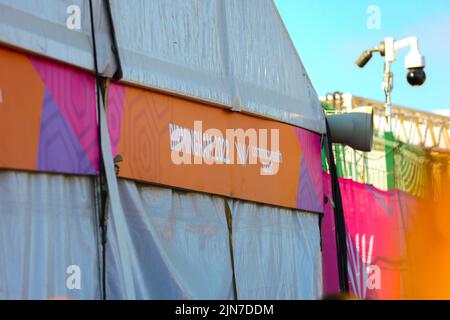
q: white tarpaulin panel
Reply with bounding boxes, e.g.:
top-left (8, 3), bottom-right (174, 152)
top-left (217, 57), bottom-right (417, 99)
top-left (0, 0), bottom-right (116, 76)
top-left (229, 199), bottom-right (323, 299)
top-left (109, 0), bottom-right (325, 133)
top-left (110, 0), bottom-right (231, 108)
top-left (106, 180), bottom-right (235, 299)
top-left (0, 171), bottom-right (100, 299)
top-left (223, 1), bottom-right (324, 132)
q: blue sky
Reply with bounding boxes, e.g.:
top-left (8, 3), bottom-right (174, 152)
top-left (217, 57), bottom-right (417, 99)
top-left (274, 0), bottom-right (450, 112)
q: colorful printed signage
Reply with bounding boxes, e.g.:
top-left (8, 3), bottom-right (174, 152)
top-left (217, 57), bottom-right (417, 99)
top-left (0, 46), bottom-right (324, 212)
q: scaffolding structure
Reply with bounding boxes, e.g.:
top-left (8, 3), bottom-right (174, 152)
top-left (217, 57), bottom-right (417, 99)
top-left (321, 92), bottom-right (450, 193)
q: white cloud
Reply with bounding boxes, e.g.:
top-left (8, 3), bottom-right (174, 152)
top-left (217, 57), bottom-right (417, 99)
top-left (433, 109), bottom-right (450, 117)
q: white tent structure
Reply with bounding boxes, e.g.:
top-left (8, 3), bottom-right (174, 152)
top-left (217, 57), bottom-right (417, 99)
top-left (0, 0), bottom-right (324, 299)
top-left (0, 0), bottom-right (324, 132)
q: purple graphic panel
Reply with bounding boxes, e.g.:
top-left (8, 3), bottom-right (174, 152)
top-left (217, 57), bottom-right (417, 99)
top-left (37, 89), bottom-right (96, 175)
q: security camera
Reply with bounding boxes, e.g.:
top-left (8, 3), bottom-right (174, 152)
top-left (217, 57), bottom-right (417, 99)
top-left (356, 36), bottom-right (426, 86)
top-left (355, 36), bottom-right (426, 131)
top-left (405, 47), bottom-right (426, 86)
top-left (406, 68), bottom-right (426, 86)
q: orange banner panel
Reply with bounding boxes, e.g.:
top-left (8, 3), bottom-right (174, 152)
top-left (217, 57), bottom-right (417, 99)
top-left (108, 83), bottom-right (323, 211)
top-left (0, 47), bottom-right (44, 170)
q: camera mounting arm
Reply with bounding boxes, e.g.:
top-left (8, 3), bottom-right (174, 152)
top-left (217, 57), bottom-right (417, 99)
top-left (355, 46), bottom-right (383, 68)
top-left (383, 37), bottom-right (425, 68)
top-left (356, 36), bottom-right (425, 69)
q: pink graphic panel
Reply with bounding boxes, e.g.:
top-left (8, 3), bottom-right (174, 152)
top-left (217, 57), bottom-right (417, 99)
top-left (107, 83), bottom-right (125, 157)
top-left (322, 173), bottom-right (405, 299)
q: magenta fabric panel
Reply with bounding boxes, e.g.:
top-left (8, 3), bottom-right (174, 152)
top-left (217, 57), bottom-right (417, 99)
top-left (322, 173), bottom-right (407, 299)
top-left (107, 82), bottom-right (126, 158)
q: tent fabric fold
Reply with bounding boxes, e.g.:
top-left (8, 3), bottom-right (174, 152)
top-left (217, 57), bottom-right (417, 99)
top-left (106, 180), bottom-right (235, 300)
top-left (228, 199), bottom-right (323, 299)
top-left (104, 179), bottom-right (323, 299)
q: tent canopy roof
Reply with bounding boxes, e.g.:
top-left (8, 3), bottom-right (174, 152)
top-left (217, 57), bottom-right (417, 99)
top-left (0, 0), bottom-right (325, 133)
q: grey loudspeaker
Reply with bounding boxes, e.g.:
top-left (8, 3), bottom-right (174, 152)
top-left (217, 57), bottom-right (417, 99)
top-left (326, 107), bottom-right (374, 152)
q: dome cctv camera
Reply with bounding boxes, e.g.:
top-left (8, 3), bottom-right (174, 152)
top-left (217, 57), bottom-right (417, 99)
top-left (407, 67), bottom-right (426, 86)
top-left (405, 46), bottom-right (426, 86)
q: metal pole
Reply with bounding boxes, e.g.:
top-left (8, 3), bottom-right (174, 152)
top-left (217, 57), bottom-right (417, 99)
top-left (382, 60), bottom-right (396, 190)
top-left (383, 61), bottom-right (393, 132)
